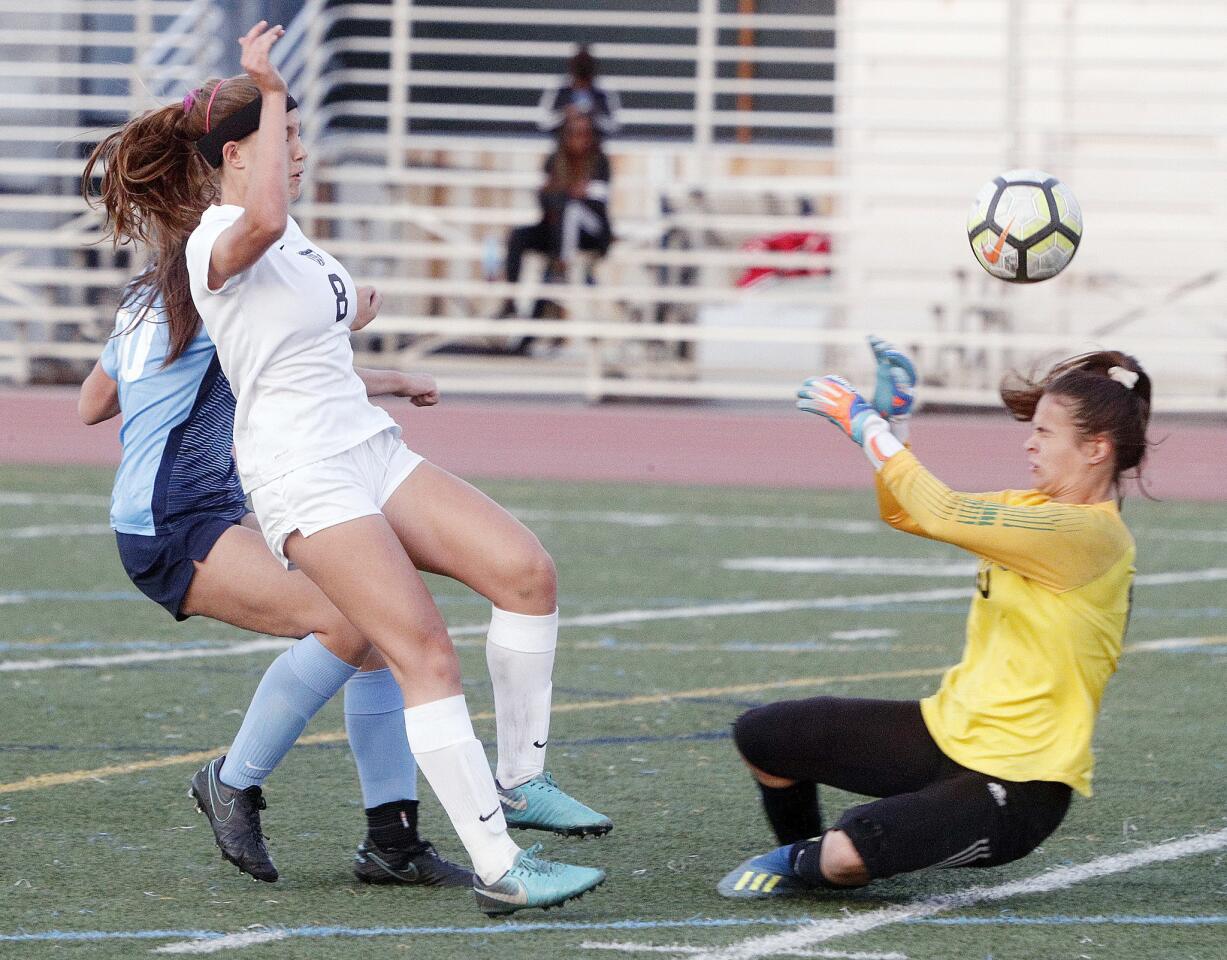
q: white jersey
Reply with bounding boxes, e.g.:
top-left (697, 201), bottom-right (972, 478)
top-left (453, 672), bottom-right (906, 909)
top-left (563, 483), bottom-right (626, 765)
top-left (185, 204), bottom-right (394, 492)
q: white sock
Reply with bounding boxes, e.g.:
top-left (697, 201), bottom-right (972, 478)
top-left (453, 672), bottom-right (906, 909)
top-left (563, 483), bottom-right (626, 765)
top-left (486, 606), bottom-right (557, 788)
top-left (403, 695), bottom-right (520, 885)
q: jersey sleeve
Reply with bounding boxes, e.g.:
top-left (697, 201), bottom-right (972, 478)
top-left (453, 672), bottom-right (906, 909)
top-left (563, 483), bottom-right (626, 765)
top-left (99, 322), bottom-right (121, 379)
top-left (99, 338), bottom-right (120, 379)
top-left (874, 451), bottom-right (1017, 536)
top-left (185, 210), bottom-right (247, 297)
top-left (876, 449), bottom-right (1129, 592)
top-left (99, 295), bottom-right (145, 379)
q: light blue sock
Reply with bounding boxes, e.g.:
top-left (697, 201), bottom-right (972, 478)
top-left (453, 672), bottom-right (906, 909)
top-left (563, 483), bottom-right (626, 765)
top-left (219, 634), bottom-right (358, 790)
top-left (344, 667), bottom-right (418, 807)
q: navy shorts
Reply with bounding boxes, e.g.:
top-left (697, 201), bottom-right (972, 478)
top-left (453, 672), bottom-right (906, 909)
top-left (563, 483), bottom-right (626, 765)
top-left (116, 512), bottom-right (247, 621)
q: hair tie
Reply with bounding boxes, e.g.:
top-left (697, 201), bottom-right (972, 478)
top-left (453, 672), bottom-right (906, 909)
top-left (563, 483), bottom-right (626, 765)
top-left (203, 79), bottom-right (228, 133)
top-left (182, 89), bottom-right (198, 113)
top-left (1108, 366), bottom-right (1139, 390)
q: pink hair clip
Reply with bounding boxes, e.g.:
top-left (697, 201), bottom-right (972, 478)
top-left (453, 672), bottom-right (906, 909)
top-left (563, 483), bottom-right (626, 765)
top-left (181, 89), bottom-right (199, 113)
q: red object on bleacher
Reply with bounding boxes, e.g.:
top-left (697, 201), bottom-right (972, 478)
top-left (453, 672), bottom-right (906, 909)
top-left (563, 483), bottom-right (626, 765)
top-left (736, 231), bottom-right (831, 288)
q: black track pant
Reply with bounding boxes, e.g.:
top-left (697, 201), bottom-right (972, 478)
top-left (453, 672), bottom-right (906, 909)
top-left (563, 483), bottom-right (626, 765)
top-left (734, 697), bottom-right (1071, 880)
top-left (505, 215), bottom-right (609, 283)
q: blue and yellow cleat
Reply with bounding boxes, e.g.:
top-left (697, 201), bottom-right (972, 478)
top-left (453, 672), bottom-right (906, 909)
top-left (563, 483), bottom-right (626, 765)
top-left (497, 771), bottom-right (613, 837)
top-left (473, 843), bottom-right (605, 916)
top-left (716, 844), bottom-right (810, 899)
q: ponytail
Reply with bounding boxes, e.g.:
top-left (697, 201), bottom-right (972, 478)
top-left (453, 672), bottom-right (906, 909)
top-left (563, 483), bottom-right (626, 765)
top-left (82, 76), bottom-right (261, 364)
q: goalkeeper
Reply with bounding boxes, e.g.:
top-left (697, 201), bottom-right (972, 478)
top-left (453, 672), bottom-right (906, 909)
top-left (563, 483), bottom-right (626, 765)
top-left (719, 339), bottom-right (1152, 898)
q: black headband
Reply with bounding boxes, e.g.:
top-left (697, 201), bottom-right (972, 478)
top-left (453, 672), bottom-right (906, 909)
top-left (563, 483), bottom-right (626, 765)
top-left (195, 93), bottom-right (298, 168)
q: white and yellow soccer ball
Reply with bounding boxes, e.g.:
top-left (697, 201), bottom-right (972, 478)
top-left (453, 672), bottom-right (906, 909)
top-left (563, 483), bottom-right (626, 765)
top-left (967, 169), bottom-right (1082, 282)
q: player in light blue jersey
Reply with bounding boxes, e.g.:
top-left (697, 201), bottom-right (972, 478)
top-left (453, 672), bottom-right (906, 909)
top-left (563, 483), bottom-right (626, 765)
top-left (80, 286), bottom-right (470, 887)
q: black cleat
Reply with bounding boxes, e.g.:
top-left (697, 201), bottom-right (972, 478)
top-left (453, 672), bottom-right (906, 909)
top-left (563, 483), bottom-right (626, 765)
top-left (354, 837), bottom-right (473, 887)
top-left (189, 755), bottom-right (278, 883)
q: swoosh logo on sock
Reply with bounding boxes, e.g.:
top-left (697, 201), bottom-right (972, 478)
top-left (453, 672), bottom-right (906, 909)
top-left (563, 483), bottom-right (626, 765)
top-left (208, 762), bottom-right (236, 823)
top-left (478, 807), bottom-right (501, 823)
top-left (533, 740), bottom-right (548, 749)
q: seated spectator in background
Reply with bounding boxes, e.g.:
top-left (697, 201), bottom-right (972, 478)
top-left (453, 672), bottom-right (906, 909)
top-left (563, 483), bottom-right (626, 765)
top-left (496, 112), bottom-right (613, 320)
top-left (538, 44), bottom-right (621, 139)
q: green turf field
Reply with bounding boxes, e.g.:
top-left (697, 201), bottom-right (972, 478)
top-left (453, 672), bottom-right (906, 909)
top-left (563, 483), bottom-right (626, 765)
top-left (1, 463), bottom-right (1224, 960)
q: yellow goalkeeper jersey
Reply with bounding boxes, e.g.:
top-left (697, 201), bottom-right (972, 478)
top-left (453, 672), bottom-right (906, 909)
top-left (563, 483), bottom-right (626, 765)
top-left (876, 450), bottom-right (1135, 796)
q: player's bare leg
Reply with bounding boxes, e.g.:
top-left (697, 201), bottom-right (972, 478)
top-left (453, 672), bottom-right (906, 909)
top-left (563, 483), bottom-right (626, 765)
top-left (285, 514), bottom-right (603, 912)
top-left (382, 463), bottom-right (612, 837)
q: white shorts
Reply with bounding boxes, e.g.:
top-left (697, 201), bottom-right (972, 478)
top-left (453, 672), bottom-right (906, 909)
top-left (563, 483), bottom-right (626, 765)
top-left (249, 427), bottom-right (424, 567)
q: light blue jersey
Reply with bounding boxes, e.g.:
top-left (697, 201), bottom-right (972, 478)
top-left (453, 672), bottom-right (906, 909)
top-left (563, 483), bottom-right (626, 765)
top-left (101, 293), bottom-right (246, 535)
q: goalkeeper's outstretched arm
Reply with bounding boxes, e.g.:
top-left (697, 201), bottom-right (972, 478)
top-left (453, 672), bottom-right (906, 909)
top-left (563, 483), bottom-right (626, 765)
top-left (874, 450), bottom-right (1128, 592)
top-left (795, 362), bottom-right (1127, 592)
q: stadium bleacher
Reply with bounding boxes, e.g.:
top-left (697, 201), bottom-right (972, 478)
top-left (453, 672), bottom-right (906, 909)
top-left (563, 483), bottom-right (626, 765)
top-left (1, 0), bottom-right (1224, 409)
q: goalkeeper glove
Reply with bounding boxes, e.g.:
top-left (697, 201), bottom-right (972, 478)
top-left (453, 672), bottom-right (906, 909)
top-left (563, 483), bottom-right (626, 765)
top-left (868, 335), bottom-right (916, 419)
top-left (796, 375), bottom-right (903, 468)
top-left (868, 335), bottom-right (916, 445)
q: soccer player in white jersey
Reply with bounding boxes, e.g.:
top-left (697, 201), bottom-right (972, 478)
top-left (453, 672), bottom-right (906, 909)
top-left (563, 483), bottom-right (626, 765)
top-left (83, 22), bottom-right (608, 915)
top-left (77, 285), bottom-right (469, 888)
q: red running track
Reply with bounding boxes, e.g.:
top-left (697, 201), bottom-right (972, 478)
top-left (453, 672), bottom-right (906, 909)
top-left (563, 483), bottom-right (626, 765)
top-left (1, 388), bottom-right (1222, 501)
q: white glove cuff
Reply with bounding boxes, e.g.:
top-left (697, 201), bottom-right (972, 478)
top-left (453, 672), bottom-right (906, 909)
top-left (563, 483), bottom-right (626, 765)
top-left (861, 419), bottom-right (905, 469)
top-left (888, 415), bottom-right (910, 445)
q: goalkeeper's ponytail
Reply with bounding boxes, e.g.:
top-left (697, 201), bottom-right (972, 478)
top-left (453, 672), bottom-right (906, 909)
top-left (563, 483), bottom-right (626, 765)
top-left (1001, 351), bottom-right (1153, 498)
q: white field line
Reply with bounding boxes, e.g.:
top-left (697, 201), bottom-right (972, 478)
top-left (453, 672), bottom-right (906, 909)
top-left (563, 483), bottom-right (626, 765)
top-left (0, 494), bottom-right (1221, 545)
top-left (1133, 568), bottom-right (1227, 585)
top-left (0, 501), bottom-right (882, 536)
top-left (0, 638), bottom-right (292, 673)
top-left (0, 492), bottom-right (109, 507)
top-left (581, 944), bottom-right (906, 959)
top-left (9, 628), bottom-right (1217, 676)
top-left (689, 828), bottom-right (1227, 960)
top-left (0, 565), bottom-right (1217, 613)
top-left (724, 564), bottom-right (1227, 587)
top-left (1135, 527), bottom-right (1227, 544)
top-left (511, 508), bottom-right (882, 534)
top-left (0, 523), bottom-right (111, 539)
top-left (571, 641), bottom-right (908, 655)
top-left (484, 588), bottom-right (974, 633)
top-left (153, 929), bottom-right (288, 954)
top-left (3, 568), bottom-right (1225, 673)
top-left (724, 558), bottom-right (976, 576)
top-left (0, 587), bottom-right (968, 672)
top-left (1128, 635), bottom-right (1227, 652)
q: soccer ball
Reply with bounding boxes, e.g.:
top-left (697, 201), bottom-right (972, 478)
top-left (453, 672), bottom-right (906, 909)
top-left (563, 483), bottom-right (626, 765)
top-left (966, 169), bottom-right (1082, 282)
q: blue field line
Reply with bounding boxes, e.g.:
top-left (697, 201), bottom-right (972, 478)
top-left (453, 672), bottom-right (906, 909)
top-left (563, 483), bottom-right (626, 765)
top-left (915, 915), bottom-right (1227, 926)
top-left (5, 915), bottom-right (1227, 946)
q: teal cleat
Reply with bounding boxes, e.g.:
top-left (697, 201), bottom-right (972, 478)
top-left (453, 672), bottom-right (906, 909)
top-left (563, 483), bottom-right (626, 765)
top-left (473, 843), bottom-right (605, 916)
top-left (497, 771), bottom-right (613, 837)
top-left (717, 844), bottom-right (812, 899)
